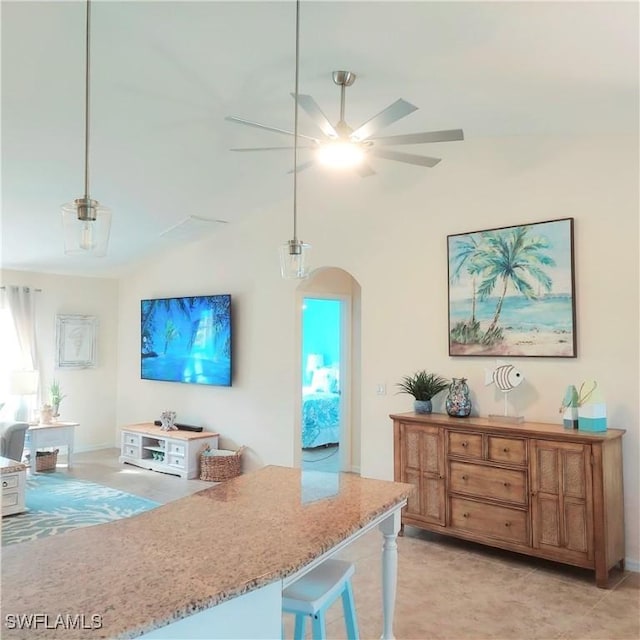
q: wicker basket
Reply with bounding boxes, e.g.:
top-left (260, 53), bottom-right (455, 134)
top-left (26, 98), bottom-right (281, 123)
top-left (36, 449), bottom-right (59, 472)
top-left (200, 446), bottom-right (243, 482)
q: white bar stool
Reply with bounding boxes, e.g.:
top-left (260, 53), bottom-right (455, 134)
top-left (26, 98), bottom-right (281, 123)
top-left (282, 558), bottom-right (359, 640)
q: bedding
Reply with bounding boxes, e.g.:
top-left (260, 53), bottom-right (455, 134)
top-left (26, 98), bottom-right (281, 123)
top-left (302, 391), bottom-right (340, 448)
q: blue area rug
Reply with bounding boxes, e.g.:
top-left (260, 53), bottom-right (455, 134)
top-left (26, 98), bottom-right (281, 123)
top-left (1, 472), bottom-right (159, 546)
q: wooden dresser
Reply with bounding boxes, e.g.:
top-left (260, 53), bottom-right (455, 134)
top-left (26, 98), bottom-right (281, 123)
top-left (391, 412), bottom-right (626, 587)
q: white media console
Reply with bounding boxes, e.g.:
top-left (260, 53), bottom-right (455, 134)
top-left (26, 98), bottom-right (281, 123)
top-left (119, 423), bottom-right (219, 479)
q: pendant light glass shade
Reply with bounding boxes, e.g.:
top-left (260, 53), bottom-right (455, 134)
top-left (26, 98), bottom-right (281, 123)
top-left (61, 0), bottom-right (111, 257)
top-left (279, 0), bottom-right (310, 280)
top-left (280, 239), bottom-right (310, 279)
top-left (61, 198), bottom-right (111, 256)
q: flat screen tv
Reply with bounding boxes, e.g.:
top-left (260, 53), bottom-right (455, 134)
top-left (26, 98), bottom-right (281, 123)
top-left (141, 294), bottom-right (232, 386)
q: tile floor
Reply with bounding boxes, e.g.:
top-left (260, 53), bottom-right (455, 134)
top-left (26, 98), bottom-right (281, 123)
top-left (44, 449), bottom-right (640, 639)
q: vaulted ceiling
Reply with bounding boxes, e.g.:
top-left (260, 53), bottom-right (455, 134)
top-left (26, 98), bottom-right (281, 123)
top-left (2, 1), bottom-right (637, 277)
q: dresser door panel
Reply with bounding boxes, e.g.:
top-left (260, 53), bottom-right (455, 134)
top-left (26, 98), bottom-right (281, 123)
top-left (531, 440), bottom-right (593, 563)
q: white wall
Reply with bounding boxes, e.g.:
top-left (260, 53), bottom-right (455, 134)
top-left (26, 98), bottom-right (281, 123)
top-left (0, 269), bottom-right (119, 451)
top-left (115, 133), bottom-right (639, 567)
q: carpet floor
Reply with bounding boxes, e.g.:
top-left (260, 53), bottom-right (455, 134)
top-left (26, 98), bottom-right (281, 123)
top-left (1, 471), bottom-right (159, 546)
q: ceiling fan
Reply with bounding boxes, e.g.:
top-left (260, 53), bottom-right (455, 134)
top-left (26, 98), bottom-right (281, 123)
top-left (225, 70), bottom-right (464, 177)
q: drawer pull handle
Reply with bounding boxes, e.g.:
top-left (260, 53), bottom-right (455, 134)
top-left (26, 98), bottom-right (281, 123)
top-left (461, 441), bottom-right (468, 448)
top-left (504, 521), bottom-right (511, 528)
top-left (503, 447), bottom-right (509, 453)
top-left (2, 481), bottom-right (7, 488)
top-left (503, 482), bottom-right (510, 488)
top-left (463, 512), bottom-right (470, 518)
top-left (461, 475), bottom-right (468, 481)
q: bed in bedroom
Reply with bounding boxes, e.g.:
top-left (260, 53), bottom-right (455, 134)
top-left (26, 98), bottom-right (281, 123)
top-left (302, 391), bottom-right (340, 449)
top-left (301, 364), bottom-right (341, 449)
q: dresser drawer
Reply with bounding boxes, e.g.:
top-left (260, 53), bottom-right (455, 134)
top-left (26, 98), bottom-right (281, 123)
top-left (450, 496), bottom-right (529, 545)
top-left (167, 456), bottom-right (185, 469)
top-left (123, 445), bottom-right (140, 458)
top-left (123, 433), bottom-right (140, 447)
top-left (449, 461), bottom-right (527, 505)
top-left (488, 436), bottom-right (527, 465)
top-left (2, 475), bottom-right (19, 490)
top-left (2, 491), bottom-right (19, 508)
top-left (167, 442), bottom-right (185, 456)
top-left (448, 431), bottom-right (483, 459)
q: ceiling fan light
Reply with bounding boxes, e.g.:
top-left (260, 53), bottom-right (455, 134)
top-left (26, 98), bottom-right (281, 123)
top-left (279, 239), bottom-right (311, 279)
top-left (61, 199), bottom-right (112, 256)
top-left (317, 142), bottom-right (365, 168)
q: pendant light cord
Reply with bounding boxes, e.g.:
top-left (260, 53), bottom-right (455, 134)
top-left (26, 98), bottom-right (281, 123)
top-left (83, 0), bottom-right (91, 199)
top-left (292, 0), bottom-right (300, 243)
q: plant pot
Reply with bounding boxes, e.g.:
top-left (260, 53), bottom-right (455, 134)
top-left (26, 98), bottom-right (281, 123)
top-left (414, 400), bottom-right (432, 414)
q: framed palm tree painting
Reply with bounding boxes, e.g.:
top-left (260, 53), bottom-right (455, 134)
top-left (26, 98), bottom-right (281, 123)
top-left (448, 218), bottom-right (576, 357)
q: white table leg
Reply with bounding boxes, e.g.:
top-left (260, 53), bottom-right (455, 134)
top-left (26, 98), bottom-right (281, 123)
top-left (30, 432), bottom-right (38, 474)
top-left (379, 509), bottom-right (401, 640)
top-left (67, 435), bottom-right (73, 469)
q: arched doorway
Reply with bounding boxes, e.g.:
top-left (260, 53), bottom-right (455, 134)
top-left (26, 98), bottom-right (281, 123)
top-left (295, 267), bottom-right (361, 473)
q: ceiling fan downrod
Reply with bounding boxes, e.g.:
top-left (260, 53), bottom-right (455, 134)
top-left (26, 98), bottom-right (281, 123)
top-left (333, 70), bottom-right (356, 131)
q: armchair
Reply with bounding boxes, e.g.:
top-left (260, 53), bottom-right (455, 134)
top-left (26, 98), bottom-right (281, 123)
top-left (0, 421), bottom-right (28, 462)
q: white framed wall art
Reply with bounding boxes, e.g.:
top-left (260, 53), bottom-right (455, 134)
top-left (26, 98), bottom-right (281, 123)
top-left (56, 314), bottom-right (98, 368)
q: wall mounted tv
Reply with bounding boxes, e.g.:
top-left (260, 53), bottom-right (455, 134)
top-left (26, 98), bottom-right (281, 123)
top-left (141, 294), bottom-right (232, 386)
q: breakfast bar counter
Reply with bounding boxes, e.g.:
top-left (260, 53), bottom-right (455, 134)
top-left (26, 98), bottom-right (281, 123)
top-left (1, 465), bottom-right (413, 639)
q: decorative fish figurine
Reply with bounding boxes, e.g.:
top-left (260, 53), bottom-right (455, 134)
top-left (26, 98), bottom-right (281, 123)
top-left (484, 360), bottom-right (524, 392)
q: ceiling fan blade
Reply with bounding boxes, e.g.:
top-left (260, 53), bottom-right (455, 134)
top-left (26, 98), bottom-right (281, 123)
top-left (229, 146), bottom-right (315, 152)
top-left (372, 149), bottom-right (441, 168)
top-left (369, 129), bottom-right (465, 145)
top-left (287, 160), bottom-right (315, 174)
top-left (356, 162), bottom-right (376, 178)
top-left (225, 116), bottom-right (319, 143)
top-left (293, 94), bottom-right (338, 138)
top-left (350, 99), bottom-right (418, 142)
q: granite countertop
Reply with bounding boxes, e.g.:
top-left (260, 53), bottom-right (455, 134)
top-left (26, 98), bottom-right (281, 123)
top-left (0, 456), bottom-right (26, 473)
top-left (1, 465), bottom-right (413, 639)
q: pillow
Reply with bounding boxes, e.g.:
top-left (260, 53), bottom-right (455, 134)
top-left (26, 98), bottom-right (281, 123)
top-left (311, 367), bottom-right (332, 393)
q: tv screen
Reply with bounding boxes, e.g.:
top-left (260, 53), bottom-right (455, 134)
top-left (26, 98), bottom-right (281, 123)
top-left (141, 294), bottom-right (232, 386)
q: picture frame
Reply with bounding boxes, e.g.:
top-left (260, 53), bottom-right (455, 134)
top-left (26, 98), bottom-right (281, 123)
top-left (56, 314), bottom-right (98, 368)
top-left (448, 217), bottom-right (576, 357)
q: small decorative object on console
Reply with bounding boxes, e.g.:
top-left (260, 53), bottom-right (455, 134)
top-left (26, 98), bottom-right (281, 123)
top-left (445, 378), bottom-right (472, 417)
top-left (396, 370), bottom-right (449, 415)
top-left (577, 380), bottom-right (607, 432)
top-left (40, 404), bottom-right (54, 425)
top-left (560, 384), bottom-right (579, 429)
top-left (485, 360), bottom-right (525, 423)
top-left (160, 410), bottom-right (177, 431)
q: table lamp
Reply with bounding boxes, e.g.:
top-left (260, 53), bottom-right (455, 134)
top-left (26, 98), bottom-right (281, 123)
top-left (9, 370), bottom-right (39, 422)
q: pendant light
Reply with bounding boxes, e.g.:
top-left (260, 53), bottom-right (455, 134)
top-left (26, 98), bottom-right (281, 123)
top-left (279, 0), bottom-right (310, 279)
top-left (61, 0), bottom-right (111, 257)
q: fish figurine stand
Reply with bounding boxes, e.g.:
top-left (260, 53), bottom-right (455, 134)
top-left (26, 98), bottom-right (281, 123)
top-left (485, 360), bottom-right (525, 424)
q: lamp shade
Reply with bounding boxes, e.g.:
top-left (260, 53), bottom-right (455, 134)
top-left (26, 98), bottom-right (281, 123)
top-left (279, 240), bottom-right (311, 279)
top-left (306, 354), bottom-right (324, 374)
top-left (61, 200), bottom-right (112, 257)
top-left (9, 370), bottom-right (39, 396)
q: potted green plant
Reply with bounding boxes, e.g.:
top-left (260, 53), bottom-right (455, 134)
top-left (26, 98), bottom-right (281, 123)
top-left (397, 370), bottom-right (449, 414)
top-left (49, 379), bottom-right (66, 418)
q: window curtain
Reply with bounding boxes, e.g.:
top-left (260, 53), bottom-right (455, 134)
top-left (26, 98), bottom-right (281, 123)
top-left (3, 286), bottom-right (41, 411)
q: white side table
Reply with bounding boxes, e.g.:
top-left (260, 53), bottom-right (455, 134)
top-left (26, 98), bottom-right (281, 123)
top-left (28, 422), bottom-right (78, 474)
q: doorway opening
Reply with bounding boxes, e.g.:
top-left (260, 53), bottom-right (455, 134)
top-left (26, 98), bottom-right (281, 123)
top-left (301, 297), bottom-right (343, 473)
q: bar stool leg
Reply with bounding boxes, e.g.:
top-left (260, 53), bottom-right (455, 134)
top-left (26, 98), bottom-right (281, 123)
top-left (342, 581), bottom-right (359, 640)
top-left (311, 612), bottom-right (327, 639)
top-left (293, 614), bottom-right (306, 640)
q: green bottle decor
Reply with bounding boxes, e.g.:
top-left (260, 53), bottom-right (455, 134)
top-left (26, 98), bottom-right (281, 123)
top-left (560, 385), bottom-right (579, 429)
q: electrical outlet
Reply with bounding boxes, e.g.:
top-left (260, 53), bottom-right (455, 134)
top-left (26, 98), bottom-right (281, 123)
top-left (376, 383), bottom-right (387, 396)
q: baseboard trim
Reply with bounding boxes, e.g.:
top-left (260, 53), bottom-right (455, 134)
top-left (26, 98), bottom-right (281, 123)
top-left (625, 558), bottom-right (640, 573)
